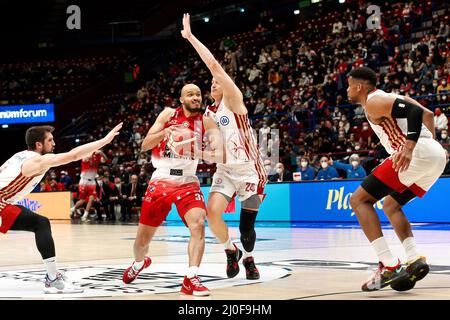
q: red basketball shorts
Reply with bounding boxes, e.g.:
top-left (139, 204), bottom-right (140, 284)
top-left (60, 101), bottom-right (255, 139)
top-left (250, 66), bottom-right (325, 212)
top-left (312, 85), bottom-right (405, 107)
top-left (78, 184), bottom-right (98, 202)
top-left (140, 180), bottom-right (206, 227)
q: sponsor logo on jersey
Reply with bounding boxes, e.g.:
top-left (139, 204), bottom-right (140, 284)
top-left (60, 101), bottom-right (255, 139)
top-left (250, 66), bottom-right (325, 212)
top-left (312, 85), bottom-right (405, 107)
top-left (215, 178), bottom-right (223, 184)
top-left (220, 116), bottom-right (230, 126)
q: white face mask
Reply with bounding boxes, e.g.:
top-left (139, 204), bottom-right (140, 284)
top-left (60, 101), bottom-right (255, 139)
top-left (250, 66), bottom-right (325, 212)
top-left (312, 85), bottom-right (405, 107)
top-left (265, 165), bottom-right (271, 172)
top-left (355, 145), bottom-right (361, 150)
top-left (301, 161), bottom-right (308, 168)
top-left (276, 168), bottom-right (283, 174)
top-left (442, 134), bottom-right (448, 139)
top-left (321, 162), bottom-right (328, 169)
top-left (351, 161), bottom-right (359, 167)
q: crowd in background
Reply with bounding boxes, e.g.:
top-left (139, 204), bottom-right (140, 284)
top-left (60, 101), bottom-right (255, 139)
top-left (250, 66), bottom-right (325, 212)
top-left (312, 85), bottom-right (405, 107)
top-left (18, 1), bottom-right (450, 218)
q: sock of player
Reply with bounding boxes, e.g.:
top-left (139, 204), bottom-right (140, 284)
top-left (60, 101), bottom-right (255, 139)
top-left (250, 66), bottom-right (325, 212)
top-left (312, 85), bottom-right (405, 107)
top-left (243, 250), bottom-right (253, 259)
top-left (44, 257), bottom-right (58, 281)
top-left (402, 237), bottom-right (420, 263)
top-left (186, 266), bottom-right (199, 278)
top-left (222, 238), bottom-right (235, 251)
top-left (371, 237), bottom-right (398, 268)
top-left (132, 260), bottom-right (145, 272)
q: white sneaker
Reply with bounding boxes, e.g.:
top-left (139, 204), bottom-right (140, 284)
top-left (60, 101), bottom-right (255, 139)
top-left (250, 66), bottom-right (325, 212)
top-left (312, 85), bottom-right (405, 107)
top-left (44, 272), bottom-right (84, 294)
top-left (81, 212), bottom-right (89, 222)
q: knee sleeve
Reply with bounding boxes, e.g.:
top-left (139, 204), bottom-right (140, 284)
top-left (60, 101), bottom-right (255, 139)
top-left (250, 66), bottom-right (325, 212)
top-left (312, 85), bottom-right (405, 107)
top-left (241, 194), bottom-right (261, 210)
top-left (34, 215), bottom-right (55, 260)
top-left (239, 209), bottom-right (258, 252)
top-left (10, 206), bottom-right (55, 259)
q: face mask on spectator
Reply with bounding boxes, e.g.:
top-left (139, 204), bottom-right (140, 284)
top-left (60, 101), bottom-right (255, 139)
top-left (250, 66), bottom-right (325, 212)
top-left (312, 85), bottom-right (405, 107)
top-left (301, 161), bottom-right (308, 168)
top-left (265, 165), bottom-right (271, 171)
top-left (351, 161), bottom-right (359, 167)
top-left (355, 145), bottom-right (361, 150)
top-left (362, 125), bottom-right (369, 131)
top-left (442, 134), bottom-right (448, 139)
top-left (276, 167), bottom-right (283, 174)
top-left (442, 81), bottom-right (447, 86)
top-left (384, 79), bottom-right (389, 83)
top-left (321, 162), bottom-right (328, 169)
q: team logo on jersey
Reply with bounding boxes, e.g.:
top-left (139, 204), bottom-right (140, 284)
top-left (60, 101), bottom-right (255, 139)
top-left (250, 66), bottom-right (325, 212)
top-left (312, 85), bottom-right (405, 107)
top-left (220, 116), bottom-right (230, 126)
top-left (0, 263), bottom-right (289, 298)
top-left (182, 121), bottom-right (189, 127)
top-left (215, 178), bottom-right (223, 184)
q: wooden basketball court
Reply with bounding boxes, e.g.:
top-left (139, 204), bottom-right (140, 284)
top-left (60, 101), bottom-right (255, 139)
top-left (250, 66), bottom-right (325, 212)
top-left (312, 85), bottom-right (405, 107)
top-left (1, 220), bottom-right (450, 300)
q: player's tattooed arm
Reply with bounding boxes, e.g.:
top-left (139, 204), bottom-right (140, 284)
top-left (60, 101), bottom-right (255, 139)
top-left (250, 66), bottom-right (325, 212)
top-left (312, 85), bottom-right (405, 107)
top-left (141, 108), bottom-right (174, 152)
top-left (181, 13), bottom-right (247, 115)
top-left (22, 123), bottom-right (122, 177)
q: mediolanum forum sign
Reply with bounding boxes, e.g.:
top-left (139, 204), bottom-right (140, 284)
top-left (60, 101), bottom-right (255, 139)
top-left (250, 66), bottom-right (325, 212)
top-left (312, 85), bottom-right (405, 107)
top-left (0, 104), bottom-right (55, 124)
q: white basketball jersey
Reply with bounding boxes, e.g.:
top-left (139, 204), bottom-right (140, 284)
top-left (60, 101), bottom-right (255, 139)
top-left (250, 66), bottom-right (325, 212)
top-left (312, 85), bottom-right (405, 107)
top-left (205, 101), bottom-right (266, 182)
top-left (366, 89), bottom-right (433, 155)
top-left (0, 151), bottom-right (46, 206)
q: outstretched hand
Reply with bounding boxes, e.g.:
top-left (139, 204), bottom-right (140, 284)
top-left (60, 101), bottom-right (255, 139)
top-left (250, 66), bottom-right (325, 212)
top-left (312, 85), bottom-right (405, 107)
top-left (104, 122), bottom-right (123, 144)
top-left (181, 13), bottom-right (192, 39)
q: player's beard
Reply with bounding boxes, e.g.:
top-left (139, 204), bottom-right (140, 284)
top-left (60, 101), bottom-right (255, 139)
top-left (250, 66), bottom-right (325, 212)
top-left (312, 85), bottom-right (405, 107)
top-left (184, 102), bottom-right (202, 114)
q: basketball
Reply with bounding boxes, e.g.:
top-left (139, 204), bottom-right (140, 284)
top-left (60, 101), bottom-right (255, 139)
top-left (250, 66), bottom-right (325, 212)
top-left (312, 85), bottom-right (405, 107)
top-left (166, 126), bottom-right (198, 156)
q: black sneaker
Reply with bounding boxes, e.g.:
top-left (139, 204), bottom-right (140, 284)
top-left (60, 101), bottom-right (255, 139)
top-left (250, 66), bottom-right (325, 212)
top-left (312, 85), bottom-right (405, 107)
top-left (390, 256), bottom-right (429, 292)
top-left (361, 260), bottom-right (410, 292)
top-left (225, 243), bottom-right (243, 278)
top-left (243, 257), bottom-right (260, 280)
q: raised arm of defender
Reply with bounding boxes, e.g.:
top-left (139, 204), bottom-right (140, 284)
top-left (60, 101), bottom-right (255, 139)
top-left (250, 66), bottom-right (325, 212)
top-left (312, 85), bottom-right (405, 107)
top-left (22, 123), bottom-right (123, 177)
top-left (181, 13), bottom-right (247, 115)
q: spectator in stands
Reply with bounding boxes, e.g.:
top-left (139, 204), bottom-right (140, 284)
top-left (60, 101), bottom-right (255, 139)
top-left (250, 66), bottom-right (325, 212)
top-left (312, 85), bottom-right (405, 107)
top-left (48, 178), bottom-right (65, 191)
top-left (316, 156), bottom-right (339, 180)
top-left (254, 23), bottom-right (266, 34)
top-left (96, 175), bottom-right (114, 221)
top-left (437, 79), bottom-right (450, 93)
top-left (439, 129), bottom-right (450, 149)
top-left (359, 122), bottom-right (374, 149)
top-left (264, 159), bottom-right (276, 179)
top-left (434, 108), bottom-right (448, 134)
top-left (60, 171), bottom-right (73, 190)
top-left (269, 162), bottom-right (292, 182)
top-left (442, 149), bottom-right (450, 175)
top-left (122, 174), bottom-right (145, 221)
top-left (296, 157), bottom-right (316, 181)
top-left (332, 20), bottom-right (343, 34)
top-left (437, 22), bottom-right (449, 43)
top-left (248, 65), bottom-right (262, 83)
top-left (109, 177), bottom-right (128, 222)
top-left (330, 154), bottom-right (366, 179)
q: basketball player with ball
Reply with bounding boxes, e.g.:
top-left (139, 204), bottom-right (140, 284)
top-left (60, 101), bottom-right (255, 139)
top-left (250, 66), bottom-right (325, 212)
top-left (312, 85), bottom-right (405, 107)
top-left (122, 83), bottom-right (222, 296)
top-left (182, 13), bottom-right (267, 280)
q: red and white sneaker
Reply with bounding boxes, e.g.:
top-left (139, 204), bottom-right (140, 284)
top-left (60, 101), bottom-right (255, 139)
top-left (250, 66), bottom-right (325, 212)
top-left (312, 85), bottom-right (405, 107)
top-left (122, 256), bottom-right (152, 284)
top-left (180, 275), bottom-right (211, 296)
